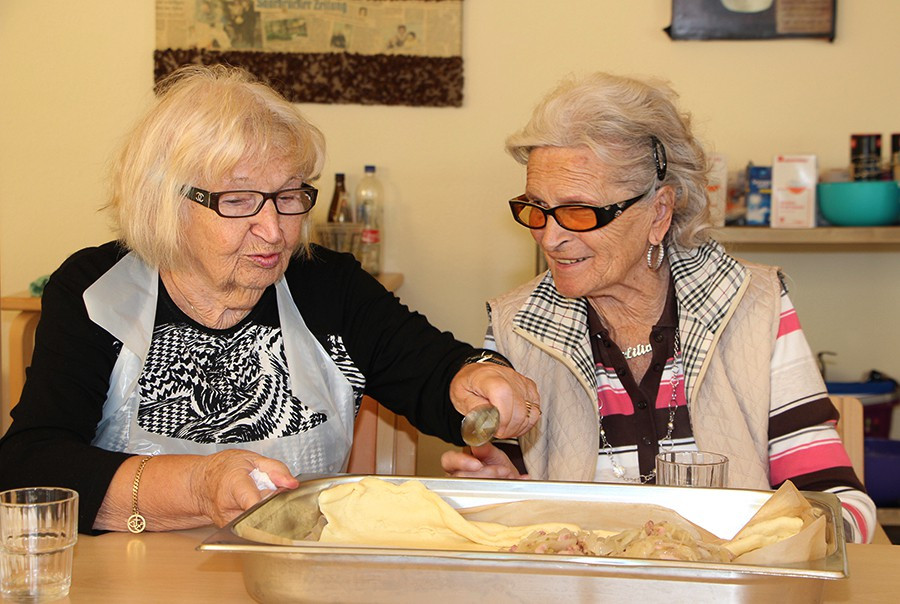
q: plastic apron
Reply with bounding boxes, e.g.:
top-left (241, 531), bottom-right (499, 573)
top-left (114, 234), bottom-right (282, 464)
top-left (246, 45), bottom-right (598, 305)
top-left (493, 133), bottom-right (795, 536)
top-left (86, 252), bottom-right (355, 475)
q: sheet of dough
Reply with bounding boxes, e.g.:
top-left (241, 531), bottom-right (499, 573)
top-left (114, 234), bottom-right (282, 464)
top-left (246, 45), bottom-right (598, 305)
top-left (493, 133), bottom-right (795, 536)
top-left (317, 477), bottom-right (614, 551)
top-left (726, 481), bottom-right (829, 564)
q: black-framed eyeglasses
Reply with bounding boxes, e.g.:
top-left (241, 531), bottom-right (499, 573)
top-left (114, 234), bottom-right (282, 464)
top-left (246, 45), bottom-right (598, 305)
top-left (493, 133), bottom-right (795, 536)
top-left (183, 184), bottom-right (318, 218)
top-left (508, 190), bottom-right (648, 232)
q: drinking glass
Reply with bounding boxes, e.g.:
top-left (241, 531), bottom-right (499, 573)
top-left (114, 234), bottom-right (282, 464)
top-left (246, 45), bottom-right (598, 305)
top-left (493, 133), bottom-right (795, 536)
top-left (655, 451), bottom-right (728, 487)
top-left (0, 487), bottom-right (78, 603)
top-left (314, 223), bottom-right (364, 258)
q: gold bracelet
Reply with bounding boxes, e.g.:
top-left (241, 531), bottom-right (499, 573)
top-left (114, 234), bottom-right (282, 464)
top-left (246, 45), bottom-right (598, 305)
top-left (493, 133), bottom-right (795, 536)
top-left (462, 350), bottom-right (513, 369)
top-left (127, 456), bottom-right (152, 534)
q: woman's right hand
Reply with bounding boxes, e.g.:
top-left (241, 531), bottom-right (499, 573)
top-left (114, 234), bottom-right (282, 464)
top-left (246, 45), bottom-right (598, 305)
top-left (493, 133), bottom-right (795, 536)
top-left (441, 443), bottom-right (525, 479)
top-left (191, 449), bottom-right (299, 527)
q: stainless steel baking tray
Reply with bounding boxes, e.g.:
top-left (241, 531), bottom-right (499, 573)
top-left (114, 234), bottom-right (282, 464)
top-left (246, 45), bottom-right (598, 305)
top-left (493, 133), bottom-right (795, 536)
top-left (200, 475), bottom-right (847, 603)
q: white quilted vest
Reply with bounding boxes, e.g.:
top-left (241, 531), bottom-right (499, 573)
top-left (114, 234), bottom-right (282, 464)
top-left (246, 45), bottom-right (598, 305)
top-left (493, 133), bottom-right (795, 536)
top-left (488, 262), bottom-right (794, 490)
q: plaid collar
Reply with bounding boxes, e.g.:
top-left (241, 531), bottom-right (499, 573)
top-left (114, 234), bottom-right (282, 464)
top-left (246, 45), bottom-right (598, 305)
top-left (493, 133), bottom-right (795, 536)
top-left (512, 239), bottom-right (746, 398)
top-left (669, 239), bottom-right (746, 395)
top-left (513, 272), bottom-right (595, 391)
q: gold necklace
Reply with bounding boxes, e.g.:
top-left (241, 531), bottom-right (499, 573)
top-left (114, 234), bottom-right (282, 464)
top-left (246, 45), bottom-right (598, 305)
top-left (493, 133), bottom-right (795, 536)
top-left (165, 275), bottom-right (201, 319)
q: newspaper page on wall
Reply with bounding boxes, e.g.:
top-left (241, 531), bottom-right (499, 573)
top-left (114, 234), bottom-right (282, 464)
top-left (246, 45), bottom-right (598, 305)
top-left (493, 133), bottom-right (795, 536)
top-left (155, 0), bottom-right (464, 106)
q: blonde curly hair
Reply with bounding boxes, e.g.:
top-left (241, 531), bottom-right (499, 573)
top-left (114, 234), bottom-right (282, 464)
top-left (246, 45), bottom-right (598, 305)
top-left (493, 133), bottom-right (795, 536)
top-left (106, 64), bottom-right (325, 269)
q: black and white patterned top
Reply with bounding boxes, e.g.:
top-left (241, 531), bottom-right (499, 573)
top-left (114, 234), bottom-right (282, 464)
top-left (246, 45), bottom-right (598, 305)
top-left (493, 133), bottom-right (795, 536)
top-left (137, 321), bottom-right (328, 443)
top-left (137, 282), bottom-right (369, 444)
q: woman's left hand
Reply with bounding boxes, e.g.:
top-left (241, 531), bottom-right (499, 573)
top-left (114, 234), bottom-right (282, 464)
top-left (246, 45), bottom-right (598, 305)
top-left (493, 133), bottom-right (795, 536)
top-left (441, 443), bottom-right (526, 479)
top-left (449, 363), bottom-right (541, 439)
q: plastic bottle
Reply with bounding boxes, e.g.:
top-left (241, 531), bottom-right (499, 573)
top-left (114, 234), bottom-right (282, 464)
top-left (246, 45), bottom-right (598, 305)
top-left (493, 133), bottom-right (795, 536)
top-left (355, 165), bottom-right (383, 275)
top-left (327, 173), bottom-right (353, 223)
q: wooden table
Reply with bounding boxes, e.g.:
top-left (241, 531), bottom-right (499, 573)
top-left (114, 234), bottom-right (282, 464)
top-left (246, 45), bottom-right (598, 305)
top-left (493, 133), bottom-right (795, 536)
top-left (0, 527), bottom-right (893, 603)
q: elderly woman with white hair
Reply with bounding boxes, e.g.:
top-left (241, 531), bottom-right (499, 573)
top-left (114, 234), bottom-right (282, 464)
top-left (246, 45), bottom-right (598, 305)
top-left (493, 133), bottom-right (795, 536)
top-left (442, 72), bottom-right (876, 543)
top-left (0, 65), bottom-right (539, 534)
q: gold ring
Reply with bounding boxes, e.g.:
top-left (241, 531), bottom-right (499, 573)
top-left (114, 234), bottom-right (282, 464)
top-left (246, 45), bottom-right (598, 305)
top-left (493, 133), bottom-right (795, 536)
top-left (524, 400), bottom-right (533, 419)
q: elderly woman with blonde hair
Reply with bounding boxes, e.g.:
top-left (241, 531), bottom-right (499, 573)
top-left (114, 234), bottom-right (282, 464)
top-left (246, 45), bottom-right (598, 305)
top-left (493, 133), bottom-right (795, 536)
top-left (0, 65), bottom-right (539, 533)
top-left (442, 72), bottom-right (876, 543)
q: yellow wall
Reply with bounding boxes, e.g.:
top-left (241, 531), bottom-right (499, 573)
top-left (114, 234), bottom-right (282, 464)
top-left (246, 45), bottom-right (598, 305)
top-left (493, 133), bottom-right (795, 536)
top-left (2, 1), bottom-right (899, 474)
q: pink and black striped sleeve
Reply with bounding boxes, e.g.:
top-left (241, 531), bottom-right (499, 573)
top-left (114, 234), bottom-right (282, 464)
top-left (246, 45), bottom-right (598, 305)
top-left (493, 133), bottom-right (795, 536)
top-left (767, 291), bottom-right (876, 544)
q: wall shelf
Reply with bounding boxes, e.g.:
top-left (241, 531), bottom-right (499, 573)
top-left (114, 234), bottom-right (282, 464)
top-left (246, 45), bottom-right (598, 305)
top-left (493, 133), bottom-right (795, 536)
top-left (712, 226), bottom-right (900, 245)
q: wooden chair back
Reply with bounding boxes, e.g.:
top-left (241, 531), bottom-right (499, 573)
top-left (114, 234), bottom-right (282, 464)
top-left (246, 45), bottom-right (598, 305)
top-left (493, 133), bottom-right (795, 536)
top-left (347, 395), bottom-right (418, 475)
top-left (830, 395), bottom-right (865, 481)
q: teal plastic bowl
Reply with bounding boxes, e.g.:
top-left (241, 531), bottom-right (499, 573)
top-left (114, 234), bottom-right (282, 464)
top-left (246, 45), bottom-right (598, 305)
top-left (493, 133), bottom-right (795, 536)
top-left (817, 181), bottom-right (900, 226)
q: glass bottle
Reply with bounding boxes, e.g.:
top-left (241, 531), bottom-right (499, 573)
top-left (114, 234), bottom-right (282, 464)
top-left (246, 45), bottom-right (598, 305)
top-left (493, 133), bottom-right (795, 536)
top-left (327, 173), bottom-right (353, 223)
top-left (355, 165), bottom-right (383, 275)
top-left (850, 134), bottom-right (882, 181)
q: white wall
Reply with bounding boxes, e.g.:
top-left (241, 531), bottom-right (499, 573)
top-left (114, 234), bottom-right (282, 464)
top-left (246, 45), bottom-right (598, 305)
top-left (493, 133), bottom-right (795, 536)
top-left (3, 1), bottom-right (900, 473)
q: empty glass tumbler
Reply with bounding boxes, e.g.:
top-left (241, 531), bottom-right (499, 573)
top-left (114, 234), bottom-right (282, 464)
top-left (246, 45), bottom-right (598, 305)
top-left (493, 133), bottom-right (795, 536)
top-left (0, 487), bottom-right (78, 603)
top-left (656, 451), bottom-right (729, 487)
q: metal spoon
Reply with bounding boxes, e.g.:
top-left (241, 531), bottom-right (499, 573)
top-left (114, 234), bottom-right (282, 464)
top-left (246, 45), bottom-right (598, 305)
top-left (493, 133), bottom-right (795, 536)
top-left (461, 404), bottom-right (500, 447)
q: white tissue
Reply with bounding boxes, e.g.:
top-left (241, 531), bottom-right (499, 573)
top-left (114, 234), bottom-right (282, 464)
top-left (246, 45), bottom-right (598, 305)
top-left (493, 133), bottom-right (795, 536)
top-left (249, 468), bottom-right (277, 491)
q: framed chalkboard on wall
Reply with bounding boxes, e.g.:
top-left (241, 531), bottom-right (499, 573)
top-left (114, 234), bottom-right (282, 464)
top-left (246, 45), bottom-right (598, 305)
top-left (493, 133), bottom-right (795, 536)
top-left (665, 0), bottom-right (836, 41)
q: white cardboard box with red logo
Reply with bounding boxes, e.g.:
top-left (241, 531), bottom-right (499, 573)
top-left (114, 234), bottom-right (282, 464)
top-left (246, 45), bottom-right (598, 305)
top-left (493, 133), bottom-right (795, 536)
top-left (707, 153), bottom-right (728, 227)
top-left (771, 154), bottom-right (817, 228)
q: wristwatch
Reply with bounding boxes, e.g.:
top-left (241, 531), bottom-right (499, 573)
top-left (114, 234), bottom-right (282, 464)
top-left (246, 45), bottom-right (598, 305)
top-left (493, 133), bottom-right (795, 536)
top-left (462, 350), bottom-right (513, 369)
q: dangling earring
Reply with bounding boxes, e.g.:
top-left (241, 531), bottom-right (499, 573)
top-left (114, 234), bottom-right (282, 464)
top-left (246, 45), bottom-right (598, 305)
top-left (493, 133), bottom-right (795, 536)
top-left (647, 242), bottom-right (665, 270)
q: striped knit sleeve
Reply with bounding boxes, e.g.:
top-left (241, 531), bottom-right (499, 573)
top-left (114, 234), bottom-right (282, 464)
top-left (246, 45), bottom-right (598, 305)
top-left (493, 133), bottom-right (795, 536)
top-left (483, 303), bottom-right (498, 351)
top-left (767, 290), bottom-right (876, 544)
